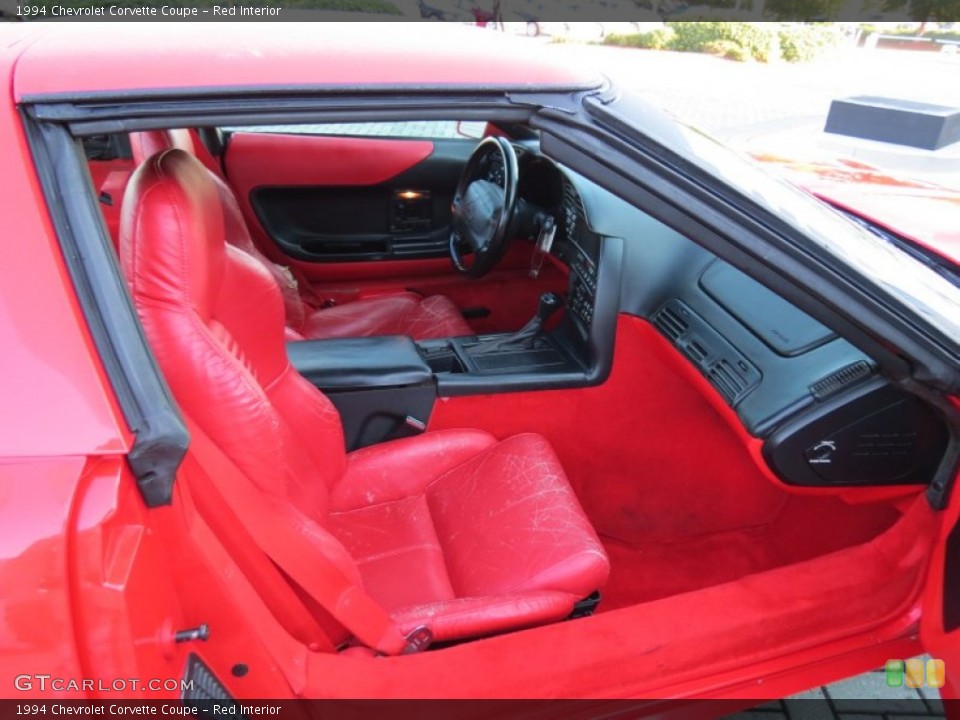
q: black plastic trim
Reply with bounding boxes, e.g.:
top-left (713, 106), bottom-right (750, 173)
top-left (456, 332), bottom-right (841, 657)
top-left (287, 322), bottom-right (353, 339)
top-left (24, 117), bottom-right (188, 508)
top-left (324, 384), bottom-right (437, 452)
top-left (432, 236), bottom-right (621, 397)
top-left (23, 82), bottom-right (601, 107)
top-left (763, 378), bottom-right (950, 487)
top-left (285, 336), bottom-right (438, 451)
top-left (64, 109), bottom-right (536, 139)
top-left (652, 299), bottom-right (762, 407)
top-left (181, 653), bottom-right (236, 705)
top-left (699, 260), bottom-right (837, 358)
top-left (25, 92), bottom-right (545, 137)
top-left (287, 336), bottom-right (433, 390)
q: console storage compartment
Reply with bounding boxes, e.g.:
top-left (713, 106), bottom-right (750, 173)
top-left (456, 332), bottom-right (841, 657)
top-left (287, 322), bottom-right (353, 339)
top-left (456, 335), bottom-right (573, 374)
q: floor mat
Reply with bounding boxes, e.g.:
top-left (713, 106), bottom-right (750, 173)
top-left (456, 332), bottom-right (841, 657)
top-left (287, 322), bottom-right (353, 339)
top-left (598, 494), bottom-right (902, 611)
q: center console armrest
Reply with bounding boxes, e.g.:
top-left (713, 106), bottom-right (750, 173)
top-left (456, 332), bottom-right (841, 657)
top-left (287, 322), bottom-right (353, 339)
top-left (287, 336), bottom-right (433, 390)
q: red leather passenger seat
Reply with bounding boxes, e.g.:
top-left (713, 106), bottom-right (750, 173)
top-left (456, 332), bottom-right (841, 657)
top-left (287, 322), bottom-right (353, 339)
top-left (120, 149), bottom-right (609, 646)
top-left (129, 130), bottom-right (472, 341)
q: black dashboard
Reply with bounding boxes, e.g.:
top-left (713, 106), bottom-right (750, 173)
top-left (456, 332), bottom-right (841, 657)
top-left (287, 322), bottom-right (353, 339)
top-left (515, 154), bottom-right (602, 339)
top-left (648, 257), bottom-right (948, 487)
top-left (554, 178), bottom-right (600, 337)
top-left (521, 151), bottom-right (950, 490)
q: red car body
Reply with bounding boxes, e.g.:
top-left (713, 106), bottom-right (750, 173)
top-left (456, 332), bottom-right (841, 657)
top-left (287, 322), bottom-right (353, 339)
top-left (751, 153), bottom-right (960, 269)
top-left (1, 23), bottom-right (959, 713)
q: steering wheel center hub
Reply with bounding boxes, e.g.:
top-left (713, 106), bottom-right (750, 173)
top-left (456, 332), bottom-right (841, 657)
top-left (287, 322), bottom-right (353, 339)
top-left (459, 179), bottom-right (504, 249)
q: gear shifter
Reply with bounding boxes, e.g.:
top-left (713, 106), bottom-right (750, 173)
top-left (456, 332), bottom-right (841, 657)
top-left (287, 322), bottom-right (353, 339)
top-left (532, 292), bottom-right (563, 329)
top-left (470, 292), bottom-right (563, 355)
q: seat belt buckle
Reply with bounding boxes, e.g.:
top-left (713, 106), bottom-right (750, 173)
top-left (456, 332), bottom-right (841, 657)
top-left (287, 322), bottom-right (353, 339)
top-left (401, 625), bottom-right (433, 654)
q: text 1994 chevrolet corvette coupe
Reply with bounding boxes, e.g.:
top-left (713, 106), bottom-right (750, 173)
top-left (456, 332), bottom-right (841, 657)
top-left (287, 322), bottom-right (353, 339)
top-left (2, 22), bottom-right (960, 711)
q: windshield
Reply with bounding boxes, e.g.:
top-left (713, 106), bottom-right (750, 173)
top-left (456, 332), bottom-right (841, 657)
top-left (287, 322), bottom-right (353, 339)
top-left (589, 90), bottom-right (960, 349)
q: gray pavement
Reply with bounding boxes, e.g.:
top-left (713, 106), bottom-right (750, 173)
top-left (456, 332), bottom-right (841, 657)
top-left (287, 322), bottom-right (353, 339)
top-left (725, 660), bottom-right (944, 719)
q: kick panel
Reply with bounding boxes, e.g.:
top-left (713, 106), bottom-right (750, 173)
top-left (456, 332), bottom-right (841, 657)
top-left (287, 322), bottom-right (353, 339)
top-left (763, 379), bottom-right (949, 486)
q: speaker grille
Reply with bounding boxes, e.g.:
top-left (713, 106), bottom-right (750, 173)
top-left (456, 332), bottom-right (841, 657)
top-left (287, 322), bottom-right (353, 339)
top-left (810, 360), bottom-right (874, 400)
top-left (181, 654), bottom-right (241, 718)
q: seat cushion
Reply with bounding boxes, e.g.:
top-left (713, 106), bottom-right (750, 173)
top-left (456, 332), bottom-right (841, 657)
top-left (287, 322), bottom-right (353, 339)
top-left (328, 430), bottom-right (610, 641)
top-left (300, 293), bottom-right (473, 341)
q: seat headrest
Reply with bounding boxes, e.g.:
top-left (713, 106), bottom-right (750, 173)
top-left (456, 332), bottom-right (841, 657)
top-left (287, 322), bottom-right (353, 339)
top-left (119, 149), bottom-right (225, 320)
top-left (130, 129), bottom-right (194, 166)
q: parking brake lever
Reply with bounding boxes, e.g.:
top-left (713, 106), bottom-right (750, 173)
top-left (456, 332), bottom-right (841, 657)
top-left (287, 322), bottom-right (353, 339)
top-left (529, 216), bottom-right (556, 279)
top-left (470, 292), bottom-right (563, 355)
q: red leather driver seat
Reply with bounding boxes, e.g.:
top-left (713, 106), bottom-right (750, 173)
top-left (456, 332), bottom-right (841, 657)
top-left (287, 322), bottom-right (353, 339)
top-left (129, 129), bottom-right (472, 342)
top-left (120, 149), bottom-right (609, 646)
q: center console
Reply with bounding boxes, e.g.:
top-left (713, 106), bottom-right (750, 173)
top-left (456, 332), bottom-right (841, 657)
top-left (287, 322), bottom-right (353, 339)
top-left (287, 336), bottom-right (435, 450)
top-left (567, 240), bottom-right (599, 334)
top-left (419, 235), bottom-right (622, 396)
top-left (288, 235), bottom-right (623, 451)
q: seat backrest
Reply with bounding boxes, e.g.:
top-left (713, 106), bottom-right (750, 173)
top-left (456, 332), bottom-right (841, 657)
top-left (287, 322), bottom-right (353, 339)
top-left (130, 129), bottom-right (222, 178)
top-left (119, 149), bottom-right (345, 517)
top-left (128, 130), bottom-right (309, 330)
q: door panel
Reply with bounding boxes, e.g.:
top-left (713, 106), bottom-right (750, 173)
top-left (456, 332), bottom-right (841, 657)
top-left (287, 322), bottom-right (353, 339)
top-left (252, 183), bottom-right (448, 262)
top-left (225, 131), bottom-right (472, 264)
top-left (226, 131), bottom-right (436, 187)
top-left (920, 397), bottom-right (960, 701)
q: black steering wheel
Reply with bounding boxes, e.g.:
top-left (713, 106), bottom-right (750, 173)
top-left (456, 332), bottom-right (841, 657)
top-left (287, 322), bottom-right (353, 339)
top-left (449, 137), bottom-right (519, 278)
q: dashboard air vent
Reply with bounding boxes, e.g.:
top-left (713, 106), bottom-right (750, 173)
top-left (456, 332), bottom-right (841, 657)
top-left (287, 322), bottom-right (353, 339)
top-left (653, 299), bottom-right (760, 407)
top-left (685, 340), bottom-right (709, 363)
top-left (653, 306), bottom-right (688, 341)
top-left (708, 359), bottom-right (748, 403)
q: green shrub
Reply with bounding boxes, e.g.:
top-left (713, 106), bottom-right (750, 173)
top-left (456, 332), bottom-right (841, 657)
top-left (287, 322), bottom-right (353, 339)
top-left (605, 22), bottom-right (841, 63)
top-left (778, 23), bottom-right (844, 62)
top-left (701, 39), bottom-right (751, 61)
top-left (665, 22), bottom-right (780, 62)
top-left (603, 27), bottom-right (674, 50)
top-left (602, 33), bottom-right (638, 47)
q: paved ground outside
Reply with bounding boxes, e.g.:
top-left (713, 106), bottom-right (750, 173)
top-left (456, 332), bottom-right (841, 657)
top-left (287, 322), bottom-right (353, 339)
top-left (729, 659), bottom-right (945, 719)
